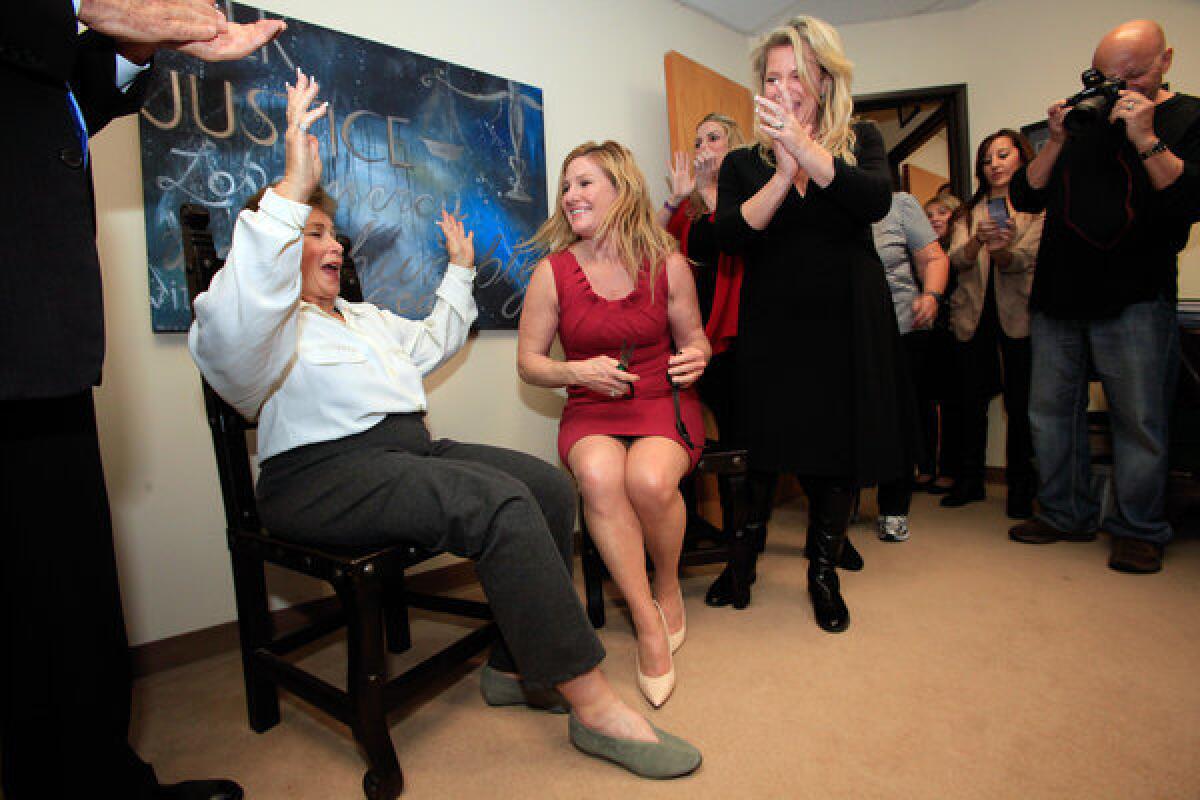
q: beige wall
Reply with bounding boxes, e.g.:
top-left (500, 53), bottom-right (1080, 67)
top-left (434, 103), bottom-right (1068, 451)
top-left (837, 0), bottom-right (1200, 465)
top-left (89, 0), bottom-right (752, 646)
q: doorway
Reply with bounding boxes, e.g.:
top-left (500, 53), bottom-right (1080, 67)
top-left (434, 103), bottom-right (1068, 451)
top-left (855, 84), bottom-right (971, 205)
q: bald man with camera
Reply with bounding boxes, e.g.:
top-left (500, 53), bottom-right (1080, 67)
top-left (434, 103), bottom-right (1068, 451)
top-left (1008, 20), bottom-right (1200, 574)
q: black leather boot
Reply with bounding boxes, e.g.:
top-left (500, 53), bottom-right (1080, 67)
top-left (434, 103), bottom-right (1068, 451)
top-left (807, 485), bottom-right (853, 633)
top-left (705, 522), bottom-right (766, 607)
top-left (805, 527), bottom-right (863, 571)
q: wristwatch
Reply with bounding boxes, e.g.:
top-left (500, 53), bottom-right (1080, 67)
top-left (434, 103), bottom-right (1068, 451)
top-left (923, 290), bottom-right (945, 305)
top-left (1139, 140), bottom-right (1168, 160)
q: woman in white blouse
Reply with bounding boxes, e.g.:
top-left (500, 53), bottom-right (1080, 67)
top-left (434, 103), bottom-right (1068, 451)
top-left (188, 70), bottom-right (700, 780)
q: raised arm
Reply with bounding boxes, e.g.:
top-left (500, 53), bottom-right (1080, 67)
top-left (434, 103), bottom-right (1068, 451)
top-left (656, 152), bottom-right (695, 229)
top-left (375, 209), bottom-right (478, 376)
top-left (1020, 100), bottom-right (1069, 195)
top-left (187, 69), bottom-right (327, 419)
top-left (187, 191), bottom-right (308, 419)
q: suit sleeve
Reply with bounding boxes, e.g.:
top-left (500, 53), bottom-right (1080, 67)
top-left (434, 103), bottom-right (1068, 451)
top-left (0, 0), bottom-right (78, 82)
top-left (70, 31), bottom-right (152, 135)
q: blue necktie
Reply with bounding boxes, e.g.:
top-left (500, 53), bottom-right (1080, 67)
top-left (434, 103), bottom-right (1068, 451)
top-left (66, 86), bottom-right (89, 168)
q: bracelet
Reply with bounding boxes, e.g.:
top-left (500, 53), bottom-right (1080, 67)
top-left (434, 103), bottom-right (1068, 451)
top-left (1139, 140), bottom-right (1168, 160)
top-left (663, 199), bottom-right (680, 212)
top-left (923, 290), bottom-right (945, 305)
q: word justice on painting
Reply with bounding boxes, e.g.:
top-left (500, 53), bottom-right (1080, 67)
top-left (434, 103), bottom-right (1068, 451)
top-left (142, 70), bottom-right (415, 169)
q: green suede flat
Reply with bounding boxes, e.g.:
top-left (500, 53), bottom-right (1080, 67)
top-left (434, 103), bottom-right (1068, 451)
top-left (568, 713), bottom-right (702, 779)
top-left (480, 665), bottom-right (569, 713)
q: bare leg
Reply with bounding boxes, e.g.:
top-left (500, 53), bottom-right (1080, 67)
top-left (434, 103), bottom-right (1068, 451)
top-left (624, 437), bottom-right (691, 638)
top-left (558, 668), bottom-right (657, 742)
top-left (568, 436), bottom-right (670, 678)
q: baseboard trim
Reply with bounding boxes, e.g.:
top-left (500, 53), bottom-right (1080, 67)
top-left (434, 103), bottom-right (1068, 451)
top-left (130, 559), bottom-right (482, 678)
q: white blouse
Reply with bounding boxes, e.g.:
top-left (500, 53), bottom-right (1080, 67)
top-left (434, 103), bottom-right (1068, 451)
top-left (188, 188), bottom-right (477, 461)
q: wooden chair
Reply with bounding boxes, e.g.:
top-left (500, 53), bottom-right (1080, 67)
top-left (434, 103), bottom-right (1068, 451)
top-left (180, 204), bottom-right (496, 800)
top-left (580, 443), bottom-right (753, 627)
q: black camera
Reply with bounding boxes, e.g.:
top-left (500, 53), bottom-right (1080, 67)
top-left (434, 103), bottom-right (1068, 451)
top-left (1064, 68), bottom-right (1127, 134)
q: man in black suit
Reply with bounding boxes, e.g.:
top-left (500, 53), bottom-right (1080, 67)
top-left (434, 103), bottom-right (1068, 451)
top-left (0, 3), bottom-right (282, 798)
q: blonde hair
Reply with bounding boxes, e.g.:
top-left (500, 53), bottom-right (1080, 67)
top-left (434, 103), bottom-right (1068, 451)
top-left (750, 15), bottom-right (857, 166)
top-left (522, 140), bottom-right (677, 295)
top-left (689, 112), bottom-right (746, 218)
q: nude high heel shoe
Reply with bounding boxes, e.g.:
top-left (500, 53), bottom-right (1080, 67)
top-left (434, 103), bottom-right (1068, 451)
top-left (636, 603), bottom-right (676, 708)
top-left (667, 588), bottom-right (686, 654)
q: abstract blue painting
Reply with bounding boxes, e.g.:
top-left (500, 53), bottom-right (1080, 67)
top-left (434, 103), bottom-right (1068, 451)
top-left (138, 2), bottom-right (547, 331)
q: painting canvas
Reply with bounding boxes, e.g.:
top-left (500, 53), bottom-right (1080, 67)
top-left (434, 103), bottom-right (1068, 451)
top-left (138, 2), bottom-right (547, 331)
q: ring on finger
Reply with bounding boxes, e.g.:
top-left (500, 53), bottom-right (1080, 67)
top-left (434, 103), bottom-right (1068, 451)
top-left (609, 389), bottom-right (619, 398)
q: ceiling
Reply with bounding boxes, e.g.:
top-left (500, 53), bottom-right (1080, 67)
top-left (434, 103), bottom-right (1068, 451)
top-left (676, 0), bottom-right (982, 35)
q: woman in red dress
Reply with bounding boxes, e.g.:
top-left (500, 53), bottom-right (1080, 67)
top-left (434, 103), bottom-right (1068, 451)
top-left (518, 141), bottom-right (710, 708)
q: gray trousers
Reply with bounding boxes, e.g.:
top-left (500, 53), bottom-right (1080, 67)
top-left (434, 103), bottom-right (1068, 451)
top-left (256, 414), bottom-right (605, 689)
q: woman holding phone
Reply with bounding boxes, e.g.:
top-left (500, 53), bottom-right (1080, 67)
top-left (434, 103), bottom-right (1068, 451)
top-left (942, 129), bottom-right (1044, 519)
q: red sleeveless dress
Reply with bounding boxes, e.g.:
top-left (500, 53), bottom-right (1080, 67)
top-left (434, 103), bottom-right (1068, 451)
top-left (551, 249), bottom-right (705, 471)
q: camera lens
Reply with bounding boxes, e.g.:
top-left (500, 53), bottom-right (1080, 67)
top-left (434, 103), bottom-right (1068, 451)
top-left (1064, 99), bottom-right (1104, 134)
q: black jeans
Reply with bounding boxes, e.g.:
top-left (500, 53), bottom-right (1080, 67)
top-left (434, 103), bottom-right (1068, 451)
top-left (256, 414), bottom-right (605, 690)
top-left (924, 327), bottom-right (964, 480)
top-left (954, 314), bottom-right (1034, 489)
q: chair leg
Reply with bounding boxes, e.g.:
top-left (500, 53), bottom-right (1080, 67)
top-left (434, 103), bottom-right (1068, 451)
top-left (723, 469), bottom-right (753, 610)
top-left (580, 521), bottom-right (607, 629)
top-left (229, 546), bottom-right (281, 732)
top-left (340, 567), bottom-right (404, 800)
top-left (383, 574), bottom-right (412, 655)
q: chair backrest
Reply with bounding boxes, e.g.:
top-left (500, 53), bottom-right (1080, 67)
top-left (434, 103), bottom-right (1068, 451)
top-left (180, 203), bottom-right (262, 534)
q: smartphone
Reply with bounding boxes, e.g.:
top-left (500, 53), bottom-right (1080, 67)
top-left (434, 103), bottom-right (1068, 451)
top-left (987, 196), bottom-right (1010, 225)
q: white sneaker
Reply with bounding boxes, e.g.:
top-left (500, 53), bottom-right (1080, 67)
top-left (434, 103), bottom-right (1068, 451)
top-left (878, 515), bottom-right (909, 542)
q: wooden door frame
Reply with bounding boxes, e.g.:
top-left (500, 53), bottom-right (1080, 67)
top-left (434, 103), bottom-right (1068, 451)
top-left (854, 83), bottom-right (971, 202)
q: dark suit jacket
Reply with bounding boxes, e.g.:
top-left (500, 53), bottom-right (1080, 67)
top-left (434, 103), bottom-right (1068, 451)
top-left (0, 2), bottom-right (152, 399)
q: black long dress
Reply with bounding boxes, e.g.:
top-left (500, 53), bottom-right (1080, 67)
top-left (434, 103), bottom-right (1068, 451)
top-left (713, 121), bottom-right (913, 486)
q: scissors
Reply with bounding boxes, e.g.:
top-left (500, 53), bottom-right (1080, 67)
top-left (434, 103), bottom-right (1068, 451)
top-left (617, 340), bottom-right (635, 398)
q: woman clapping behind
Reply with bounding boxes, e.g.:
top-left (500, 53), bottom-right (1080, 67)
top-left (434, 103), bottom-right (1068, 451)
top-left (518, 141), bottom-right (709, 708)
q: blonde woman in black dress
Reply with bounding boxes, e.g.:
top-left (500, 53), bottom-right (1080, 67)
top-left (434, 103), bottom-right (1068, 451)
top-left (714, 16), bottom-right (911, 632)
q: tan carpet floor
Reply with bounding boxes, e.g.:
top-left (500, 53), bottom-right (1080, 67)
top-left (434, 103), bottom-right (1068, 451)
top-left (131, 492), bottom-right (1200, 799)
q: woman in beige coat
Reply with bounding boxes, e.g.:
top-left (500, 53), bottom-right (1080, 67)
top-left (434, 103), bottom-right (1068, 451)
top-left (942, 129), bottom-right (1044, 519)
